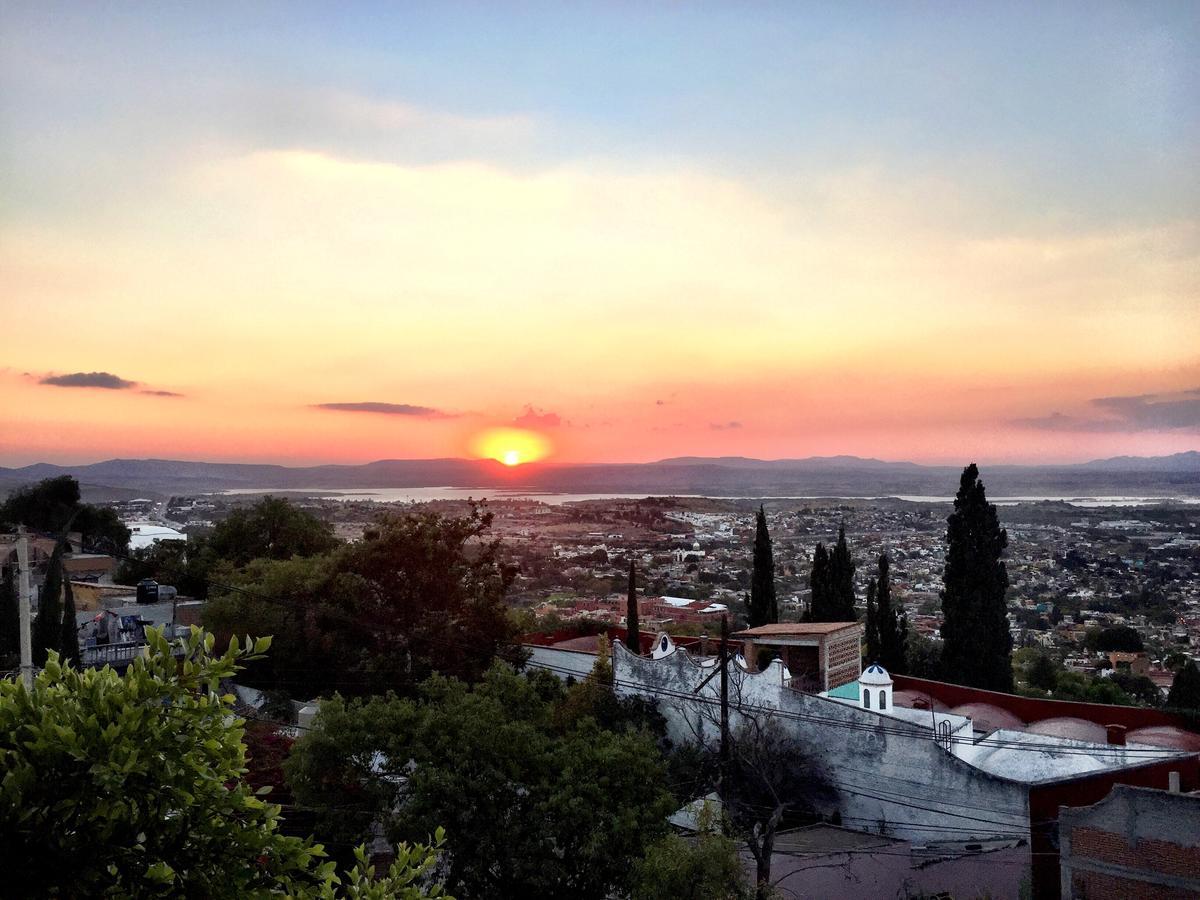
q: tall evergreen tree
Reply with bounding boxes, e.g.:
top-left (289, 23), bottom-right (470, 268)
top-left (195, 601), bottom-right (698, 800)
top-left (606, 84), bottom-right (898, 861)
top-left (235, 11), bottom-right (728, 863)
top-left (59, 577), bottom-right (81, 668)
top-left (873, 554), bottom-right (907, 674)
top-left (0, 565), bottom-right (18, 657)
top-left (864, 579), bottom-right (881, 663)
top-left (33, 542), bottom-right (65, 667)
top-left (940, 464), bottom-right (1012, 692)
top-left (826, 524), bottom-right (857, 622)
top-left (745, 507), bottom-right (777, 628)
top-left (808, 543), bottom-right (831, 621)
top-left (625, 560), bottom-right (640, 653)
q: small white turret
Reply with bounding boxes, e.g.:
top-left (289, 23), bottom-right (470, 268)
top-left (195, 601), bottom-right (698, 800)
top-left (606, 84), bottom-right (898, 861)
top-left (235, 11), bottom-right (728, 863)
top-left (859, 663), bottom-right (893, 711)
top-left (651, 633), bottom-right (676, 659)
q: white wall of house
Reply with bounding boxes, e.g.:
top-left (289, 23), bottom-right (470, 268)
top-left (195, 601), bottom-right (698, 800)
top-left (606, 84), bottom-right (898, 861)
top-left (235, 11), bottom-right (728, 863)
top-left (611, 642), bottom-right (1033, 844)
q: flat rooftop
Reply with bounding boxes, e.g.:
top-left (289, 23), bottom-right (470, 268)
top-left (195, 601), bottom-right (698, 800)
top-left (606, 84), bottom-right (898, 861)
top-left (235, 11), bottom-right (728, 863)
top-left (733, 622), bottom-right (859, 638)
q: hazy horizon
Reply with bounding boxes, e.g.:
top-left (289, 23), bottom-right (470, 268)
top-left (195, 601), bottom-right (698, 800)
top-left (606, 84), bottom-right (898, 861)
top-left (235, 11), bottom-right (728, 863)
top-left (2, 448), bottom-right (1197, 471)
top-left (2, 3), bottom-right (1197, 467)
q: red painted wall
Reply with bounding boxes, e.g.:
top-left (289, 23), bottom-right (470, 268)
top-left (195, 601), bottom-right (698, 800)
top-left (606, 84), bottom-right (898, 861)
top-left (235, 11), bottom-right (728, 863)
top-left (893, 674), bottom-right (1195, 731)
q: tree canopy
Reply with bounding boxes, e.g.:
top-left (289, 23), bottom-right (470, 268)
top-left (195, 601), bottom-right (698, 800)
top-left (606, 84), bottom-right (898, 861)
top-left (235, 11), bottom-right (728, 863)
top-left (116, 537), bottom-right (212, 599)
top-left (940, 464), bottom-right (1012, 692)
top-left (286, 664), bottom-right (677, 900)
top-left (0, 475), bottom-right (130, 552)
top-left (0, 626), bottom-right (451, 898)
top-left (1168, 661), bottom-right (1200, 711)
top-left (202, 505), bottom-right (523, 697)
top-left (1091, 625), bottom-right (1145, 653)
top-left (631, 802), bottom-right (751, 900)
top-left (207, 496), bottom-right (339, 567)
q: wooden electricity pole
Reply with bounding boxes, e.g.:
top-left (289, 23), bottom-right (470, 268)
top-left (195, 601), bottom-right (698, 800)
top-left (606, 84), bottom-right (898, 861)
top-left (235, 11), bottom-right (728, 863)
top-left (16, 527), bottom-right (33, 689)
top-left (719, 613), bottom-right (730, 789)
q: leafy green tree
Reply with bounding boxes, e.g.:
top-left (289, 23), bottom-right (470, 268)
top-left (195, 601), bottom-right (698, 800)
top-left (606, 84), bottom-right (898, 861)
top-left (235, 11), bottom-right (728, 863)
top-left (940, 464), bottom-right (1012, 692)
top-left (333, 505), bottom-right (522, 691)
top-left (631, 803), bottom-right (752, 900)
top-left (208, 496), bottom-right (339, 567)
top-left (808, 542), bottom-right (832, 621)
top-left (202, 554), bottom-right (352, 697)
top-left (1167, 661), bottom-right (1200, 711)
top-left (1049, 670), bottom-right (1135, 706)
top-left (626, 559), bottom-right (640, 651)
top-left (116, 537), bottom-right (211, 599)
top-left (203, 506), bottom-right (522, 697)
top-left (0, 475), bottom-right (130, 553)
top-left (1093, 625), bottom-right (1144, 653)
top-left (745, 507), bottom-right (777, 627)
top-left (1108, 671), bottom-right (1161, 707)
top-left (904, 631), bottom-right (943, 680)
top-left (1026, 652), bottom-right (1060, 692)
top-left (0, 626), bottom-right (451, 897)
top-left (865, 554), bottom-right (906, 673)
top-left (287, 665), bottom-right (676, 900)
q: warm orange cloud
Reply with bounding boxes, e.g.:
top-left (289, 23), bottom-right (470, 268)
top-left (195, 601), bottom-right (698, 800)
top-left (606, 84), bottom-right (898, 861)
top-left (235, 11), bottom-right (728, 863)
top-left (0, 148), bottom-right (1196, 466)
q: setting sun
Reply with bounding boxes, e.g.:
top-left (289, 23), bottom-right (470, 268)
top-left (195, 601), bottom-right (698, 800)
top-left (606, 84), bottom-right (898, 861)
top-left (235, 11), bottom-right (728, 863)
top-left (471, 427), bottom-right (551, 467)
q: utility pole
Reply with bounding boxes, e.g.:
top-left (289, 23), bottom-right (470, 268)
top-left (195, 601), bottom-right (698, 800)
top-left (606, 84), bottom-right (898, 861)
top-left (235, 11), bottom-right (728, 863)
top-left (719, 613), bottom-right (730, 790)
top-left (16, 527), bottom-right (33, 690)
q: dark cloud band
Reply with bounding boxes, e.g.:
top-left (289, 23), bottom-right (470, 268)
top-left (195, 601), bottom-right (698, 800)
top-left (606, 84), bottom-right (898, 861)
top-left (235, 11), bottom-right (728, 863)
top-left (314, 401), bottom-right (454, 418)
top-left (1012, 387), bottom-right (1200, 432)
top-left (40, 371), bottom-right (136, 390)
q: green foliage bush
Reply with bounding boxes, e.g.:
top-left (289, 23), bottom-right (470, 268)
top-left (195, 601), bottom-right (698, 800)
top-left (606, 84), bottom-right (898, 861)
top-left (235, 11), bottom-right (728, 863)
top-left (0, 627), bottom-right (449, 898)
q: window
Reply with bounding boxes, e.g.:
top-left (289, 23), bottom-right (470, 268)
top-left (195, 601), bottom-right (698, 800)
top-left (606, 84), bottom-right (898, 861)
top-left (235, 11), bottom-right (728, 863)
top-left (879, 690), bottom-right (887, 710)
top-left (863, 690), bottom-right (871, 709)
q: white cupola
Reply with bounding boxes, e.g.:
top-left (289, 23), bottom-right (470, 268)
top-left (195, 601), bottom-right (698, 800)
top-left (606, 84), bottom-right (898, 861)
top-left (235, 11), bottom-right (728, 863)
top-left (651, 633), bottom-right (676, 659)
top-left (859, 663), bottom-right (893, 712)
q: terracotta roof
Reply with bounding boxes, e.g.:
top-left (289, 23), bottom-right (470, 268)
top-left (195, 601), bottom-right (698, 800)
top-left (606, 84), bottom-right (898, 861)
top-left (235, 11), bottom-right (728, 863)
top-left (733, 622), bottom-right (860, 637)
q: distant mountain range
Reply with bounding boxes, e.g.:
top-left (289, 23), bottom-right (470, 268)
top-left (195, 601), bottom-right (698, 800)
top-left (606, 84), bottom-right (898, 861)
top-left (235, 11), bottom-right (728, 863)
top-left (1, 452), bottom-right (1197, 500)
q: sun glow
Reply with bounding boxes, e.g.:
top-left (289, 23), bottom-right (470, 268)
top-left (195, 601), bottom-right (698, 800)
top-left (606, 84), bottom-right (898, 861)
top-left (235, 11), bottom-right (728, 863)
top-left (472, 427), bottom-right (551, 466)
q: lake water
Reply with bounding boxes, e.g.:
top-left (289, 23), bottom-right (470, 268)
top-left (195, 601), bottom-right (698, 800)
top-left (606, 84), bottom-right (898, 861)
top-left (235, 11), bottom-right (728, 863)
top-left (218, 487), bottom-right (1199, 508)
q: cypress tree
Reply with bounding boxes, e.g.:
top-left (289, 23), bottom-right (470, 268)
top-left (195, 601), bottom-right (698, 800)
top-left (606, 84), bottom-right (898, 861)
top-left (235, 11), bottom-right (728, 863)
top-left (0, 565), bottom-right (18, 657)
top-left (874, 554), bottom-right (907, 674)
top-left (808, 543), bottom-right (831, 621)
top-left (745, 506), bottom-right (777, 628)
top-left (864, 578), bottom-right (881, 663)
top-left (59, 577), bottom-right (81, 668)
top-left (827, 524), bottom-right (856, 622)
top-left (940, 464), bottom-right (1012, 692)
top-left (33, 542), bottom-right (65, 667)
top-left (625, 560), bottom-right (640, 653)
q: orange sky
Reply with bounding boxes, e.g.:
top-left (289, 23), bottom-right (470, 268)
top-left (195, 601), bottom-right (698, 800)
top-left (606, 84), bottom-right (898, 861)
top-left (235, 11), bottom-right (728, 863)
top-left (1, 6), bottom-right (1197, 467)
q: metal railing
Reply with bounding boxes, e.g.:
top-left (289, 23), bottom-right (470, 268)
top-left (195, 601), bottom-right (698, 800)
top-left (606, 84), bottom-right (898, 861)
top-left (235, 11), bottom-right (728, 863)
top-left (81, 642), bottom-right (146, 668)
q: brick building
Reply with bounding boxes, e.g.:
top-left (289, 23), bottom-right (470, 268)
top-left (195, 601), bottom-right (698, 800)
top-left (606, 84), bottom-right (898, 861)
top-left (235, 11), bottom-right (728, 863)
top-left (1058, 784), bottom-right (1200, 899)
top-left (732, 622), bottom-right (862, 692)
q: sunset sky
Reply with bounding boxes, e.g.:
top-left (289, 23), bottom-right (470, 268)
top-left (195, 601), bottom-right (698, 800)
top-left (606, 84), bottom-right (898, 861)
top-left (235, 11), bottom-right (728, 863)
top-left (2, 2), bottom-right (1197, 467)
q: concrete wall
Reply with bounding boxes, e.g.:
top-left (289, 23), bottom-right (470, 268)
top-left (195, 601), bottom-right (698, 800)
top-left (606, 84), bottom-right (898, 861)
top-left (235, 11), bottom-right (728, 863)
top-left (613, 642), bottom-right (1033, 845)
top-left (1058, 785), bottom-right (1200, 899)
top-left (524, 644), bottom-right (600, 682)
